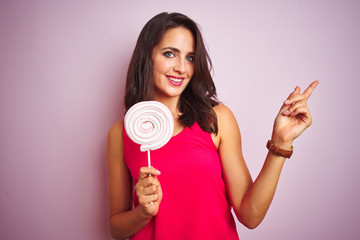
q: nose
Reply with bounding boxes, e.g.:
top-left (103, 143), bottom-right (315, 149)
top-left (173, 58), bottom-right (186, 74)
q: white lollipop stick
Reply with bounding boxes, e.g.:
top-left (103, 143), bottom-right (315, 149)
top-left (124, 101), bottom-right (174, 205)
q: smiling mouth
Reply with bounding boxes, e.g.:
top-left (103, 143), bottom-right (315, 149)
top-left (166, 76), bottom-right (184, 83)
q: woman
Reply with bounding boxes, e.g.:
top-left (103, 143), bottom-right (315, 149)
top-left (107, 12), bottom-right (318, 240)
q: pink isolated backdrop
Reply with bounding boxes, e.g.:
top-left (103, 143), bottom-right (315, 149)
top-left (1, 0), bottom-right (359, 239)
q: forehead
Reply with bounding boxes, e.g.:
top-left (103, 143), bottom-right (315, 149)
top-left (156, 27), bottom-right (195, 52)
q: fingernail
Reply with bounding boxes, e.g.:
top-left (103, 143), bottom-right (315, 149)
top-left (155, 170), bottom-right (161, 175)
top-left (283, 110), bottom-right (289, 115)
top-left (283, 100), bottom-right (290, 105)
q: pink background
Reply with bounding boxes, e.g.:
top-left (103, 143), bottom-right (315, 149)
top-left (1, 0), bottom-right (359, 239)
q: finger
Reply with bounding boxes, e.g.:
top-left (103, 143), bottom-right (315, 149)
top-left (139, 193), bottom-right (159, 207)
top-left (289, 105), bottom-right (309, 117)
top-left (135, 175), bottom-right (160, 192)
top-left (281, 93), bottom-right (304, 114)
top-left (143, 185), bottom-right (159, 196)
top-left (283, 99), bottom-right (307, 115)
top-left (141, 176), bottom-right (160, 188)
top-left (303, 81), bottom-right (319, 100)
top-left (289, 106), bottom-right (312, 124)
top-left (284, 86), bottom-right (300, 104)
top-left (139, 167), bottom-right (161, 179)
top-left (284, 93), bottom-right (306, 105)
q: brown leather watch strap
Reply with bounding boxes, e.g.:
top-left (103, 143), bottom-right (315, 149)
top-left (266, 140), bottom-right (293, 159)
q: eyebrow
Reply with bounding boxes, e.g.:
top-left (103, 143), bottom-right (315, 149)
top-left (161, 47), bottom-right (195, 55)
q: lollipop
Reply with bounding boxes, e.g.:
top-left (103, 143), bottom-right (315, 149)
top-left (124, 101), bottom-right (174, 168)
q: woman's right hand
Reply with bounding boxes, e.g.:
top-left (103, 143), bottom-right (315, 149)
top-left (135, 167), bottom-right (163, 218)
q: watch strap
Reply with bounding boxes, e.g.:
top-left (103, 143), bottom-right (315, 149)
top-left (266, 140), bottom-right (293, 159)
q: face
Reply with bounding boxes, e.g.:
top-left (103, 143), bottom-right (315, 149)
top-left (151, 27), bottom-right (195, 101)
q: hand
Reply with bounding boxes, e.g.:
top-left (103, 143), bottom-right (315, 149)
top-left (135, 167), bottom-right (163, 218)
top-left (272, 81), bottom-right (319, 148)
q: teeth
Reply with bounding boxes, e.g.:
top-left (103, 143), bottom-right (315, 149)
top-left (168, 77), bottom-right (183, 82)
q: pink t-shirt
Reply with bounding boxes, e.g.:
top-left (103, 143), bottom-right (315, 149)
top-left (123, 122), bottom-right (239, 240)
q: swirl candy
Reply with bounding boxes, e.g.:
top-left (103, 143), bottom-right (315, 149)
top-left (124, 101), bottom-right (174, 168)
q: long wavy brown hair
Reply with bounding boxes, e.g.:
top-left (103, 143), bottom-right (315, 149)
top-left (124, 12), bottom-right (220, 134)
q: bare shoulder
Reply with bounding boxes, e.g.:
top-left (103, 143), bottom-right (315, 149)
top-left (108, 120), bottom-right (124, 140)
top-left (213, 104), bottom-right (238, 129)
top-left (212, 104), bottom-right (239, 147)
top-left (107, 119), bottom-right (124, 159)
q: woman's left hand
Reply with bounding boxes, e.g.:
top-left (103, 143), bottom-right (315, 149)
top-left (271, 81), bottom-right (319, 148)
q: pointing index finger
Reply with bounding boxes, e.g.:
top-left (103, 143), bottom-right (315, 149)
top-left (303, 81), bottom-right (319, 99)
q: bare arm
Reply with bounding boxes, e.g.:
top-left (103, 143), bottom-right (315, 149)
top-left (107, 120), bottom-right (162, 239)
top-left (216, 81), bottom-right (319, 229)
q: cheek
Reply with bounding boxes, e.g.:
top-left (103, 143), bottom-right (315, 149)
top-left (188, 65), bottom-right (195, 77)
top-left (153, 61), bottom-right (168, 83)
top-left (153, 58), bottom-right (172, 74)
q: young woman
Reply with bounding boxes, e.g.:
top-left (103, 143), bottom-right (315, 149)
top-left (107, 12), bottom-right (319, 240)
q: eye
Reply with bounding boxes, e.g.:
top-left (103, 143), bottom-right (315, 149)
top-left (164, 51), bottom-right (175, 58)
top-left (186, 55), bottom-right (194, 62)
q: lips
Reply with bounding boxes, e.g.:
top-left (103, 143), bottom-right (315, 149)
top-left (166, 75), bottom-right (184, 86)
